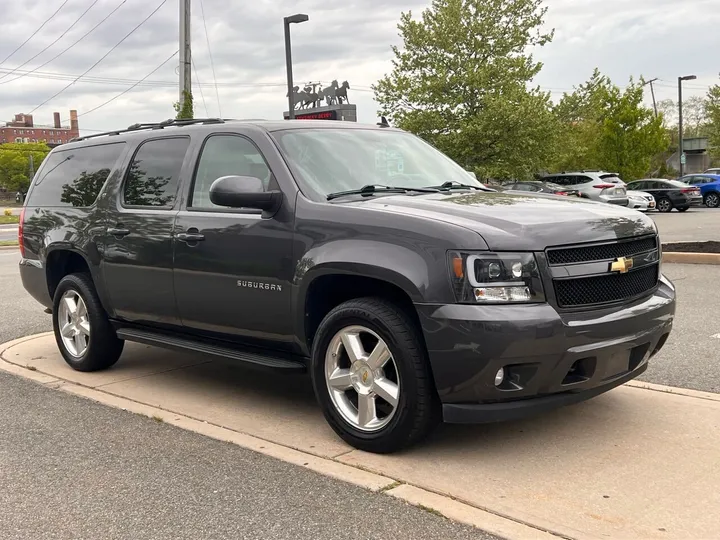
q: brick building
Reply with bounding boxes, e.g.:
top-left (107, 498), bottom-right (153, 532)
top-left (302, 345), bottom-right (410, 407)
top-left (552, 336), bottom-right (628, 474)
top-left (0, 110), bottom-right (79, 147)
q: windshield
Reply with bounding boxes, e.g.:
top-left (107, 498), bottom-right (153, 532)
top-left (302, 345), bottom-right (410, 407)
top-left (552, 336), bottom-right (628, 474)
top-left (270, 128), bottom-right (483, 199)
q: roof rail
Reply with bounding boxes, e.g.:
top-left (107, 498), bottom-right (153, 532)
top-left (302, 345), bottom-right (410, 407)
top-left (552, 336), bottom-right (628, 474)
top-left (70, 117), bottom-right (226, 142)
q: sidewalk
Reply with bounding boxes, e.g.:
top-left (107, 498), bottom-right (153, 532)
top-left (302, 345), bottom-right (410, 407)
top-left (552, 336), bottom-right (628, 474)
top-left (2, 334), bottom-right (719, 539)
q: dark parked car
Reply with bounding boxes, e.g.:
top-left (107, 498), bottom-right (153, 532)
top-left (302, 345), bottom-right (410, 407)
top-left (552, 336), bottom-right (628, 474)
top-left (680, 174), bottom-right (720, 208)
top-left (625, 179), bottom-right (702, 212)
top-left (502, 181), bottom-right (580, 197)
top-left (18, 119), bottom-right (675, 453)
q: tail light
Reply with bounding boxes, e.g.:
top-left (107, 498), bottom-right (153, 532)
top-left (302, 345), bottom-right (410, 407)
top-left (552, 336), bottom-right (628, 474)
top-left (681, 188), bottom-right (700, 194)
top-left (593, 184), bottom-right (616, 189)
top-left (18, 207), bottom-right (25, 257)
top-left (555, 191), bottom-right (568, 196)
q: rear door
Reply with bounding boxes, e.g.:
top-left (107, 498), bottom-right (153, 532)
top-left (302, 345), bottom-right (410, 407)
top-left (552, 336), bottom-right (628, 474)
top-left (101, 136), bottom-right (191, 325)
top-left (172, 131), bottom-right (295, 347)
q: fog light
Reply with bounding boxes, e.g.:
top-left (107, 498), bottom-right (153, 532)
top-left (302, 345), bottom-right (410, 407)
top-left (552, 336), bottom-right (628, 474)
top-left (494, 367), bottom-right (505, 387)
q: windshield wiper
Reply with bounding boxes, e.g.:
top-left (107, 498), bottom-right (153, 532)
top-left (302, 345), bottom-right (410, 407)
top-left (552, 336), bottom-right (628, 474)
top-left (327, 184), bottom-right (439, 201)
top-left (429, 181), bottom-right (491, 192)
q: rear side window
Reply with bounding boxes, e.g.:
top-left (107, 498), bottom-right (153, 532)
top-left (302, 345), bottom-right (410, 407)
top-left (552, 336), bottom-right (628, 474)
top-left (26, 142), bottom-right (125, 207)
top-left (123, 137), bottom-right (190, 208)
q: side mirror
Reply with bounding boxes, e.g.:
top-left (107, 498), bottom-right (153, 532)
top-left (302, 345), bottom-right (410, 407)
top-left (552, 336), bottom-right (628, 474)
top-left (209, 175), bottom-right (282, 213)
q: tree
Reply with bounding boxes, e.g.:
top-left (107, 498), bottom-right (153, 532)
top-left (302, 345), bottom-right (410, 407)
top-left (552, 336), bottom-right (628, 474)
top-left (551, 71), bottom-right (668, 180)
top-left (0, 142), bottom-right (51, 192)
top-left (657, 96), bottom-right (708, 138)
top-left (595, 79), bottom-right (668, 180)
top-left (173, 90), bottom-right (194, 119)
top-left (706, 84), bottom-right (720, 160)
top-left (373, 0), bottom-right (558, 179)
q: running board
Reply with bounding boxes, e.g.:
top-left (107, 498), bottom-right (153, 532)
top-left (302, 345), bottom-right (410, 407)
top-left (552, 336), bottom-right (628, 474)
top-left (115, 328), bottom-right (307, 372)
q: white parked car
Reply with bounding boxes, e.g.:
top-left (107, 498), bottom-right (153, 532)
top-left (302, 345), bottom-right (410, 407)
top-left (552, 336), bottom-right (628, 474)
top-left (626, 190), bottom-right (655, 212)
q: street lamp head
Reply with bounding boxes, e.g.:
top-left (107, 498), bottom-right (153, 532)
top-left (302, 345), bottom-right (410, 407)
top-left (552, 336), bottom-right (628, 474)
top-left (679, 75), bottom-right (697, 81)
top-left (285, 14), bottom-right (309, 24)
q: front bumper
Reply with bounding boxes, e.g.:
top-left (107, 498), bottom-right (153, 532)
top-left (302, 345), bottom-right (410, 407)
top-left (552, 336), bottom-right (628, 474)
top-left (416, 275), bottom-right (675, 423)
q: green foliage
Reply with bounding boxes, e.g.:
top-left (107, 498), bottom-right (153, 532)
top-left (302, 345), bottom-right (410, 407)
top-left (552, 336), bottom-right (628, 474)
top-left (173, 90), bottom-right (194, 119)
top-left (373, 0), bottom-right (557, 180)
top-left (60, 169), bottom-right (112, 207)
top-left (0, 142), bottom-right (51, 192)
top-left (551, 71), bottom-right (667, 180)
top-left (706, 85), bottom-right (720, 160)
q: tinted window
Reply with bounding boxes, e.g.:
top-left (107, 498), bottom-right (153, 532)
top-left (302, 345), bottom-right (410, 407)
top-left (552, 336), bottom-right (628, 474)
top-left (667, 180), bottom-right (689, 188)
top-left (123, 138), bottom-right (189, 207)
top-left (574, 176), bottom-right (593, 185)
top-left (627, 181), bottom-right (645, 190)
top-left (27, 143), bottom-right (125, 207)
top-left (192, 135), bottom-right (275, 209)
top-left (547, 176), bottom-right (567, 185)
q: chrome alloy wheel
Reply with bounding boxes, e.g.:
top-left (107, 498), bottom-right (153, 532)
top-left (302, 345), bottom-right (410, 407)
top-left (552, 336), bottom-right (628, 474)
top-left (58, 290), bottom-right (90, 357)
top-left (324, 325), bottom-right (401, 432)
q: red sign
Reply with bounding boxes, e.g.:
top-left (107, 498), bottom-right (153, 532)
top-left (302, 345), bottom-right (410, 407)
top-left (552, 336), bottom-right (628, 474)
top-left (289, 110), bottom-right (339, 120)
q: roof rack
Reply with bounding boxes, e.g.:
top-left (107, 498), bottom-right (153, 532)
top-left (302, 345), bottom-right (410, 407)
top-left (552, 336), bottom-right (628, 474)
top-left (70, 117), bottom-right (226, 142)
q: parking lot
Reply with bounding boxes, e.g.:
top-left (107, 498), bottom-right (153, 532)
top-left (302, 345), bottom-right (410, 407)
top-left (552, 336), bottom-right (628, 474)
top-left (650, 206), bottom-right (718, 243)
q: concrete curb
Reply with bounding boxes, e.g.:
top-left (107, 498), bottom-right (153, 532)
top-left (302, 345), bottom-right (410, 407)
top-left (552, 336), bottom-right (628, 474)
top-left (662, 252), bottom-right (720, 265)
top-left (0, 333), bottom-right (566, 540)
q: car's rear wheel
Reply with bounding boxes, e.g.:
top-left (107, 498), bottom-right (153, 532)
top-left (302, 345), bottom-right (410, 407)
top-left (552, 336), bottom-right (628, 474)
top-left (52, 273), bottom-right (124, 372)
top-left (310, 297), bottom-right (439, 454)
top-left (705, 192), bottom-right (720, 208)
top-left (657, 197), bottom-right (673, 212)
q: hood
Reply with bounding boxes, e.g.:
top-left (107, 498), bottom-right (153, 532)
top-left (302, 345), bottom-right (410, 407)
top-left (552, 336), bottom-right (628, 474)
top-left (355, 191), bottom-right (656, 251)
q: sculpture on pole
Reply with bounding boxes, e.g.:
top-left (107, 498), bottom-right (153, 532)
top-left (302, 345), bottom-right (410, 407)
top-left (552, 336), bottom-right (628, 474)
top-left (287, 79), bottom-right (350, 110)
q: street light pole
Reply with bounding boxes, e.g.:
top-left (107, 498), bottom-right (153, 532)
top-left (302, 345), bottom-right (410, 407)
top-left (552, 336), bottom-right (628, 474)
top-left (678, 74), bottom-right (697, 178)
top-left (284, 14), bottom-right (309, 120)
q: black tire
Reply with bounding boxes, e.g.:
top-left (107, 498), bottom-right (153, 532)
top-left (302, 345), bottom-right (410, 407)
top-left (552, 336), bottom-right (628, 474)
top-left (310, 297), bottom-right (440, 454)
top-left (52, 273), bottom-right (124, 372)
top-left (656, 197), bottom-right (673, 213)
top-left (705, 192), bottom-right (720, 208)
top-left (677, 207), bottom-right (689, 212)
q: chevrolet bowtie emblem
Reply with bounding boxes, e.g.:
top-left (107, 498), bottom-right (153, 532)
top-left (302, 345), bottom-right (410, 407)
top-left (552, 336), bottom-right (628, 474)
top-left (362, 371), bottom-right (369, 383)
top-left (610, 256), bottom-right (633, 274)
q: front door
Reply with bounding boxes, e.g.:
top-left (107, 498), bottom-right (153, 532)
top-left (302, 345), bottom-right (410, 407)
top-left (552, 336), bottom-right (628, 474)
top-left (101, 136), bottom-right (191, 325)
top-left (172, 133), bottom-right (295, 348)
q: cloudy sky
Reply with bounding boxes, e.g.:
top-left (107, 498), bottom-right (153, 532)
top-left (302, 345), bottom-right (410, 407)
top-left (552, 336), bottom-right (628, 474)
top-left (0, 0), bottom-right (717, 135)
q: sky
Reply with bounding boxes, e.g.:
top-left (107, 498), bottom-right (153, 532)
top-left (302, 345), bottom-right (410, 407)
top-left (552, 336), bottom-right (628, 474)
top-left (0, 0), bottom-right (718, 136)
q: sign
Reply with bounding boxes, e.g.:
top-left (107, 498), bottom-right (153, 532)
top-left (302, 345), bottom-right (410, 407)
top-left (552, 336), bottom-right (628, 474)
top-left (680, 152), bottom-right (686, 165)
top-left (293, 110), bottom-right (338, 121)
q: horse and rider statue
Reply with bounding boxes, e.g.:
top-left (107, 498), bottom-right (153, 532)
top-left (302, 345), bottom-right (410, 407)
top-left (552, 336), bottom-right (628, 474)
top-left (287, 80), bottom-right (351, 110)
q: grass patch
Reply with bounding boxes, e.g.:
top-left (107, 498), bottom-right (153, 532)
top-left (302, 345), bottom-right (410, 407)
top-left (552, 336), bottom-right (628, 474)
top-left (0, 214), bottom-right (19, 225)
top-left (0, 240), bottom-right (18, 247)
top-left (417, 504), bottom-right (445, 519)
top-left (151, 414), bottom-right (164, 423)
top-left (379, 481), bottom-right (402, 492)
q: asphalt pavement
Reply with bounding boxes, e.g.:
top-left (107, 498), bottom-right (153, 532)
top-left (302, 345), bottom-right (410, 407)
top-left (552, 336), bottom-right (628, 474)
top-left (0, 370), bottom-right (496, 540)
top-left (0, 250), bottom-right (50, 345)
top-left (650, 206), bottom-right (718, 242)
top-left (0, 226), bottom-right (18, 242)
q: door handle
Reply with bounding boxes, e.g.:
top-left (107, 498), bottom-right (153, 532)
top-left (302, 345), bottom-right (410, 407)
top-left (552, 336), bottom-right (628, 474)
top-left (107, 226), bottom-right (130, 238)
top-left (176, 231), bottom-right (205, 243)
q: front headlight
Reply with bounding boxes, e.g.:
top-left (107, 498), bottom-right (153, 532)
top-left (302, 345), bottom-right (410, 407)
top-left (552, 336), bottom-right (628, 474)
top-left (448, 251), bottom-right (545, 304)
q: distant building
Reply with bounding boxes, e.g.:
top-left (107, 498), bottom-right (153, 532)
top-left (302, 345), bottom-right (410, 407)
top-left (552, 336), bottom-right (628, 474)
top-left (0, 110), bottom-right (79, 147)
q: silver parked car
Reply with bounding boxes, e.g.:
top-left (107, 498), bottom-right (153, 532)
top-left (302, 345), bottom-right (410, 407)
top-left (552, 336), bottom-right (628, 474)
top-left (541, 171), bottom-right (628, 205)
top-left (626, 190), bottom-right (656, 211)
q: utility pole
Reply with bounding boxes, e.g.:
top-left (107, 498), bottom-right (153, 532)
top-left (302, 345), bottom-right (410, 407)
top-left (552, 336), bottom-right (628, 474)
top-left (28, 154), bottom-right (34, 178)
top-left (678, 75), bottom-right (697, 178)
top-left (179, 0), bottom-right (192, 112)
top-left (644, 78), bottom-right (658, 118)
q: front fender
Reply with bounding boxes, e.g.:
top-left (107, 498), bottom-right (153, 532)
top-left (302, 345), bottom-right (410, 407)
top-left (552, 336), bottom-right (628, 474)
top-left (292, 239), bottom-right (453, 351)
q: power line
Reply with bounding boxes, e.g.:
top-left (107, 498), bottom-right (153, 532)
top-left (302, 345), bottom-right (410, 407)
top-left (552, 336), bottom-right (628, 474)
top-left (29, 0), bottom-right (169, 114)
top-left (0, 1), bottom-right (128, 87)
top-left (197, 0), bottom-right (222, 117)
top-left (0, 0), bottom-right (101, 83)
top-left (63, 50), bottom-right (179, 122)
top-left (192, 58), bottom-right (210, 117)
top-left (0, 0), bottom-right (71, 68)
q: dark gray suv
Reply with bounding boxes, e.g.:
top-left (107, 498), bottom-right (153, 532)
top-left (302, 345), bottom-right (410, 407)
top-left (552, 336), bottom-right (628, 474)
top-left (18, 119), bottom-right (676, 453)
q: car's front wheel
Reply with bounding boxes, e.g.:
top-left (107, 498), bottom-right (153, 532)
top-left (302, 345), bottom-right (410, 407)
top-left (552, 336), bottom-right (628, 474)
top-left (705, 192), bottom-right (720, 208)
top-left (310, 298), bottom-right (439, 454)
top-left (52, 273), bottom-right (124, 372)
top-left (657, 197), bottom-right (673, 212)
